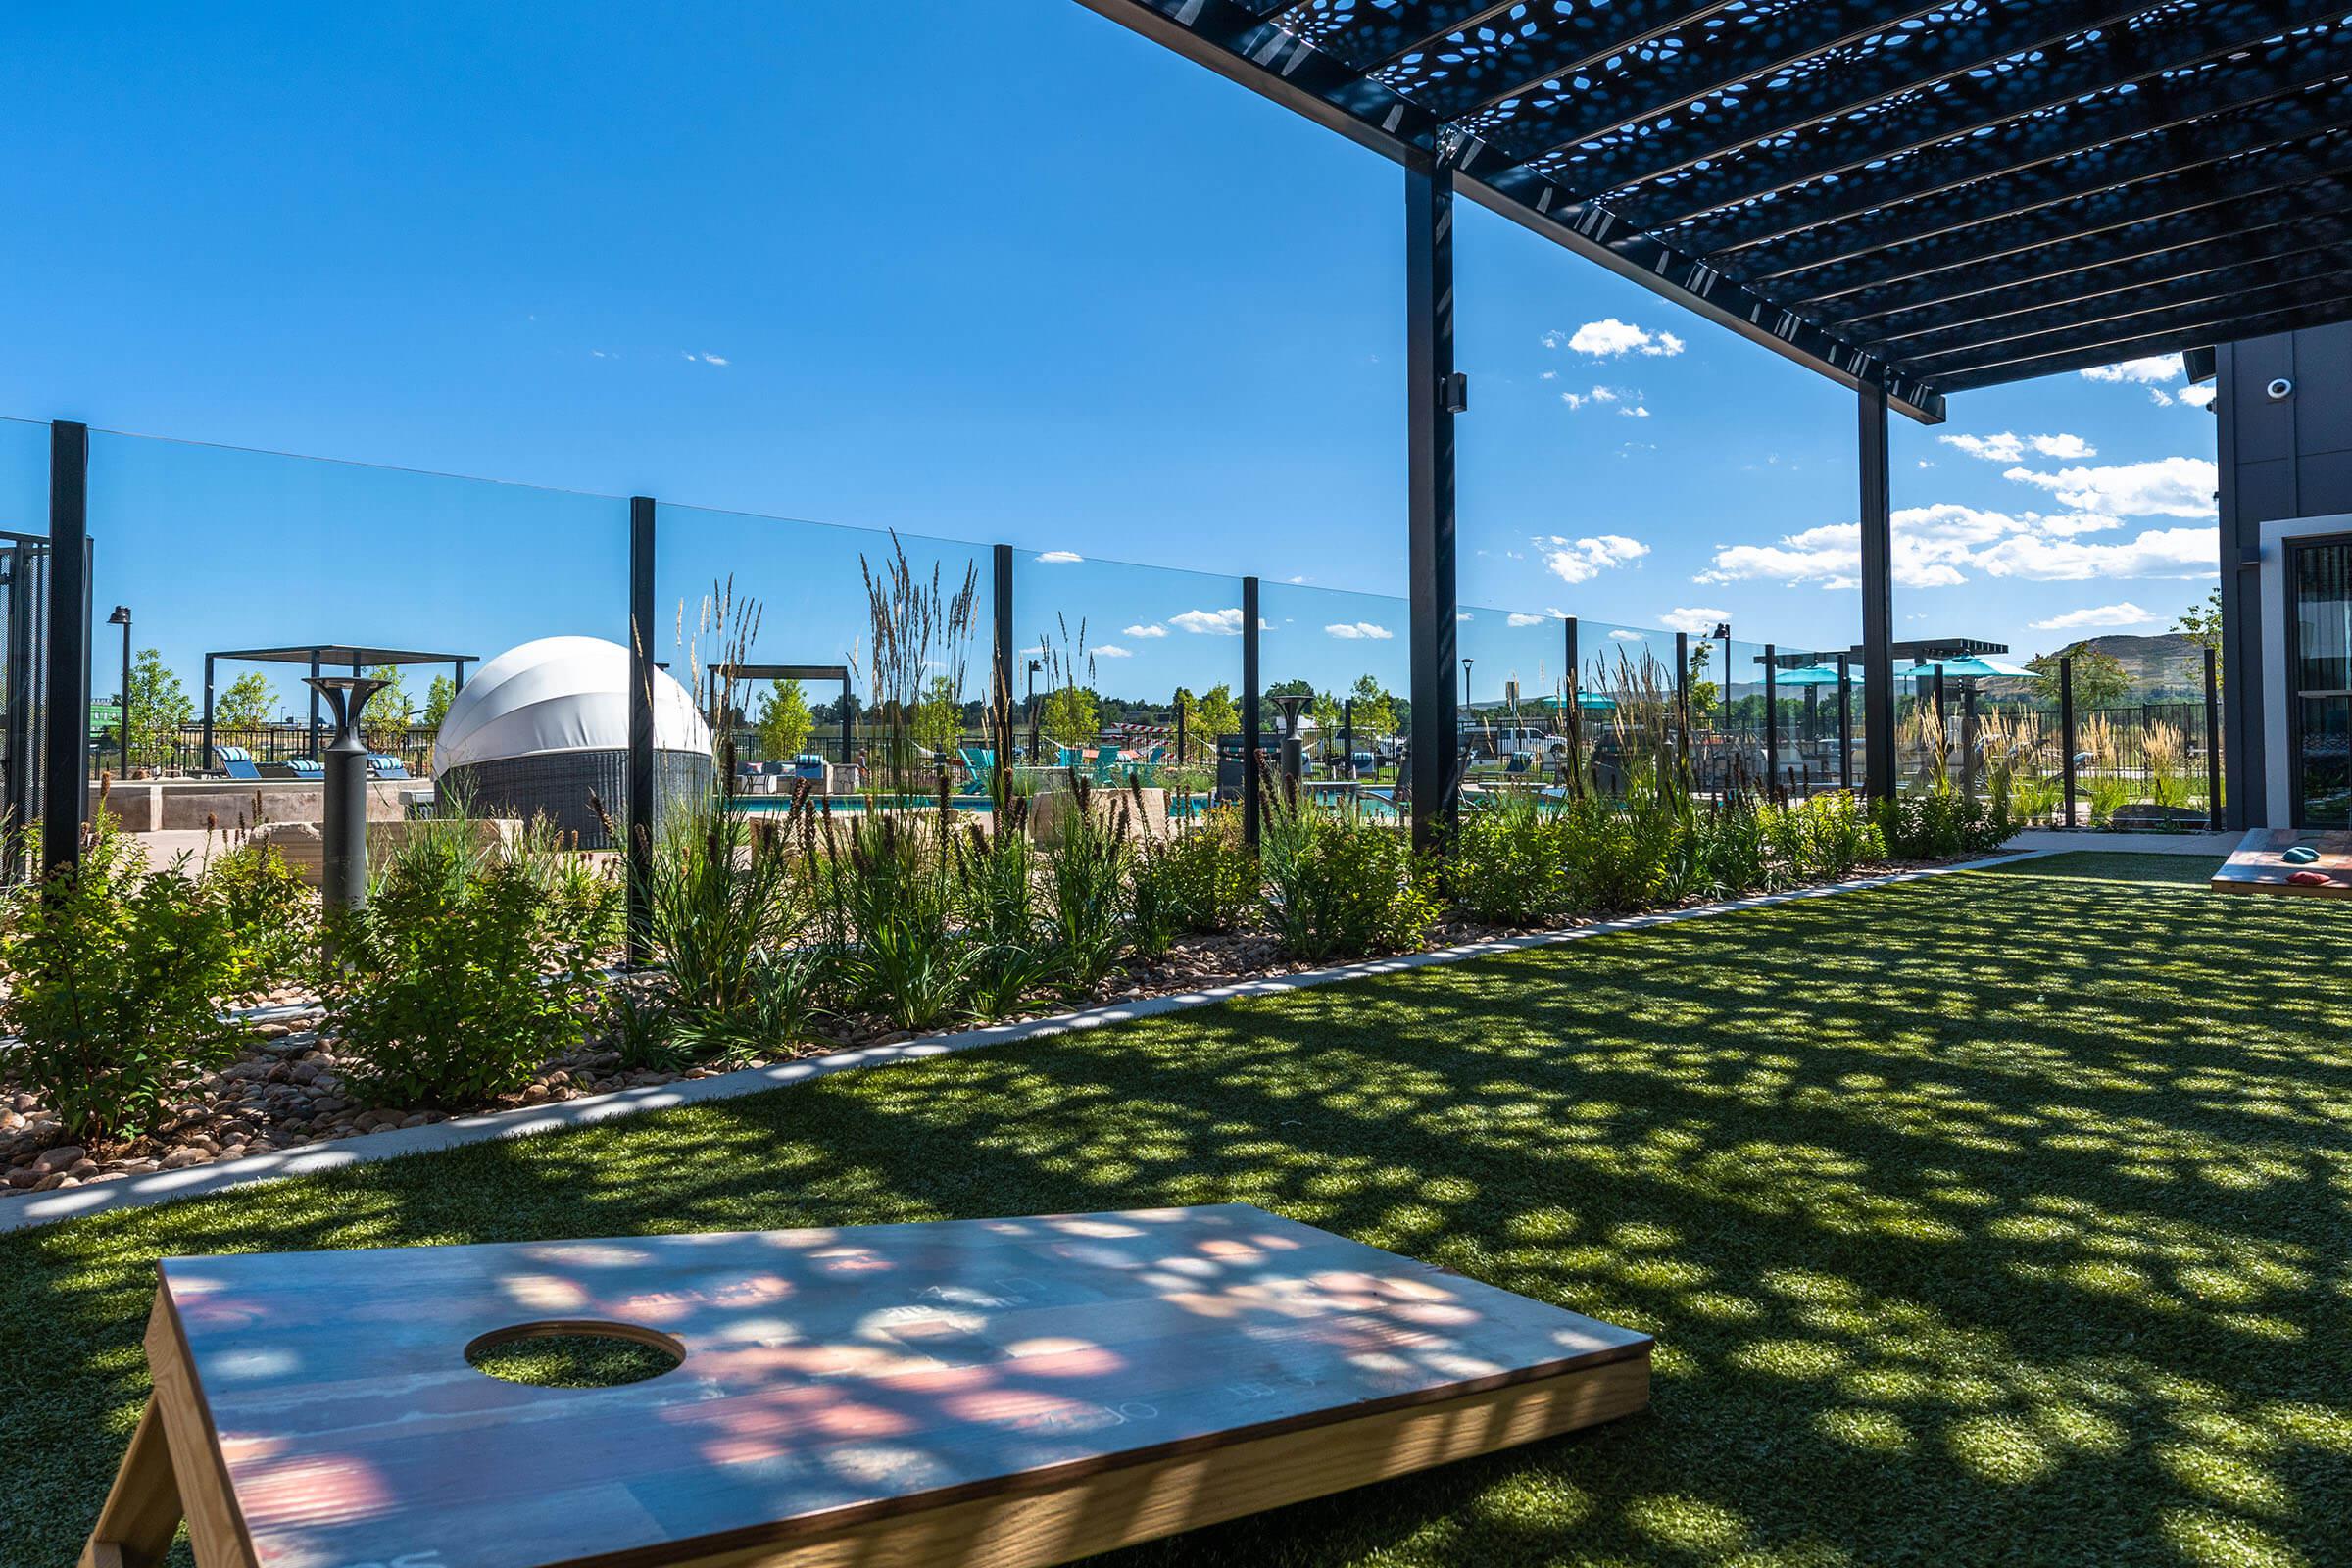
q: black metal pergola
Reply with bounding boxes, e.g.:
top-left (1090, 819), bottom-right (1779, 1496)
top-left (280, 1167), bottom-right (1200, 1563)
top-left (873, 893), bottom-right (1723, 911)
top-left (202, 644), bottom-right (474, 765)
top-left (708, 662), bottom-right (855, 767)
top-left (1081, 0), bottom-right (2352, 840)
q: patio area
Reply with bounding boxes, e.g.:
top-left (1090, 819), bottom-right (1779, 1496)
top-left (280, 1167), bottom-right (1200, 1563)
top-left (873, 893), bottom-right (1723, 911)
top-left (9, 851), bottom-right (2346, 1567)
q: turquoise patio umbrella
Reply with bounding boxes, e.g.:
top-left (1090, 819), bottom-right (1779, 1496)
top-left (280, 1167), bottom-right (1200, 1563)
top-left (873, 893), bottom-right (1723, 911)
top-left (1769, 663), bottom-right (1853, 687)
top-left (1905, 655), bottom-right (2035, 679)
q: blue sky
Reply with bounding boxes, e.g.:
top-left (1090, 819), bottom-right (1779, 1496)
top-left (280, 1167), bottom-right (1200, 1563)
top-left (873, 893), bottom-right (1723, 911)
top-left (0, 3), bottom-right (2221, 715)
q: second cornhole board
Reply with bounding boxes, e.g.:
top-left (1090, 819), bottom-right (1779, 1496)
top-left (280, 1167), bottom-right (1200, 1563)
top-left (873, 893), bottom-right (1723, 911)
top-left (2211, 827), bottom-right (2352, 898)
top-left (83, 1203), bottom-right (1651, 1568)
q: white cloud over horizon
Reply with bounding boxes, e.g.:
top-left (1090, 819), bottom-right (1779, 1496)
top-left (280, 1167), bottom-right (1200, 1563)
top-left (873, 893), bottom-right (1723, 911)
top-left (1121, 623), bottom-right (1167, 638)
top-left (1940, 431), bottom-right (2096, 464)
top-left (1325, 621), bottom-right (1394, 640)
top-left (1035, 550), bottom-right (1083, 564)
top-left (2000, 455), bottom-right (2215, 517)
top-left (1093, 643), bottom-right (1133, 657)
top-left (2030, 603), bottom-right (2155, 631)
top-left (1660, 607), bottom-right (1732, 635)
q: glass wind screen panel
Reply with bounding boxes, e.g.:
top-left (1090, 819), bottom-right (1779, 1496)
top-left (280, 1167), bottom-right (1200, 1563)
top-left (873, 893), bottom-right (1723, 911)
top-left (654, 505), bottom-right (988, 767)
top-left (84, 430), bottom-right (625, 775)
top-left (0, 417), bottom-right (46, 536)
top-left (1011, 549), bottom-right (1241, 763)
top-left (1255, 581), bottom-right (1409, 756)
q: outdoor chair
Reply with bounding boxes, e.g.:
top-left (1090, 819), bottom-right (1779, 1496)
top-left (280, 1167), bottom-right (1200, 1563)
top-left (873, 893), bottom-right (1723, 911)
top-left (283, 759), bottom-right (324, 781)
top-left (368, 754), bottom-right (411, 780)
top-left (214, 745), bottom-right (262, 781)
top-left (1090, 745), bottom-right (1122, 785)
top-left (957, 747), bottom-right (995, 794)
top-left (1135, 744), bottom-right (1165, 785)
top-left (1057, 744), bottom-right (1084, 772)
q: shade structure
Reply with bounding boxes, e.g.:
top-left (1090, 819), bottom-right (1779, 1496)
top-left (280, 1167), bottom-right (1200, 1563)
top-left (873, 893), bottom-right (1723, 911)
top-left (1080, 0), bottom-right (2352, 416)
top-left (1773, 664), bottom-right (1851, 687)
top-left (434, 636), bottom-right (711, 846)
top-left (1904, 655), bottom-right (2038, 680)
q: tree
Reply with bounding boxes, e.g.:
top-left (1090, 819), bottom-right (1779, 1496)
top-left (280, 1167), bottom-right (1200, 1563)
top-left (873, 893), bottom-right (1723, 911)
top-left (1348, 673), bottom-right (1398, 739)
top-left (1685, 640), bottom-right (1719, 728)
top-left (756, 677), bottom-right (813, 760)
top-left (363, 664), bottom-right (413, 753)
top-left (420, 673), bottom-right (457, 734)
top-left (214, 671), bottom-right (277, 731)
top-left (2029, 647), bottom-right (2132, 710)
top-left (1196, 682), bottom-right (1241, 743)
top-left (1040, 683), bottom-right (1100, 749)
top-left (2177, 587), bottom-right (2223, 687)
top-left (124, 649), bottom-right (194, 771)
top-left (913, 674), bottom-right (964, 759)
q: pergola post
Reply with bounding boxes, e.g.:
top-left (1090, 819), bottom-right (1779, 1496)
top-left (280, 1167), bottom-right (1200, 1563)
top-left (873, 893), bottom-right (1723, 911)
top-left (1241, 574), bottom-right (1261, 850)
top-left (1837, 655), bottom-right (1853, 792)
top-left (1857, 379), bottom-right (1897, 800)
top-left (1405, 148), bottom-right (1461, 854)
top-left (1563, 615), bottom-right (1581, 786)
top-left (1763, 646), bottom-right (1779, 791)
top-left (43, 420), bottom-right (90, 876)
top-left (626, 495), bottom-right (656, 966)
top-left (307, 651), bottom-right (322, 760)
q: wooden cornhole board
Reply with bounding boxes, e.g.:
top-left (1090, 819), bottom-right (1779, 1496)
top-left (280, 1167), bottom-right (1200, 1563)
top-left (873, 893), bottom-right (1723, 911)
top-left (83, 1203), bottom-right (1650, 1568)
top-left (2211, 827), bottom-right (2352, 898)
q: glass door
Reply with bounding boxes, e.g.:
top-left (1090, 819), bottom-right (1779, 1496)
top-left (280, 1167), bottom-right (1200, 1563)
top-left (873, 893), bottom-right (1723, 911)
top-left (2289, 536), bottom-right (2352, 827)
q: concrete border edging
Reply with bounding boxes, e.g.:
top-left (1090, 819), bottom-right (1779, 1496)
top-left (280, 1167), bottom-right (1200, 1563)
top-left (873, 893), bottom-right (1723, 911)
top-left (2, 849), bottom-right (2052, 1235)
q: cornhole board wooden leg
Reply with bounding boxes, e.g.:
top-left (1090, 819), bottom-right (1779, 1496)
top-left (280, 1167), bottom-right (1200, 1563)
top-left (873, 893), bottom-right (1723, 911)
top-left (81, 1294), bottom-right (258, 1568)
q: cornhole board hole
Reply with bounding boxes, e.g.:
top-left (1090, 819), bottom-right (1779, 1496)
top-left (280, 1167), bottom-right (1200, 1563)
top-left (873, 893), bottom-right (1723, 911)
top-left (2211, 828), bottom-right (2352, 899)
top-left (82, 1203), bottom-right (1651, 1568)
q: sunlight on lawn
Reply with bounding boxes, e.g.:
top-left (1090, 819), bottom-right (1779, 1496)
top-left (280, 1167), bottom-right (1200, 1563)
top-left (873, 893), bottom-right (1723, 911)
top-left (5, 853), bottom-right (2348, 1567)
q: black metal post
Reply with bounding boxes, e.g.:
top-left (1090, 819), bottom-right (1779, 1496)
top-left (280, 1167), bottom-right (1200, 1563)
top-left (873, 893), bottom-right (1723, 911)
top-left (1960, 680), bottom-right (1978, 800)
top-left (1933, 665), bottom-right (1947, 729)
top-left (2204, 645), bottom-right (2223, 829)
top-left (1242, 574), bottom-right (1261, 850)
top-left (201, 653), bottom-right (217, 773)
top-left (1764, 646), bottom-right (1779, 790)
top-left (991, 542), bottom-right (1013, 800)
top-left (1174, 693), bottom-right (1187, 769)
top-left (453, 658), bottom-right (467, 693)
top-left (1837, 655), bottom-right (1853, 792)
top-left (1563, 615), bottom-right (1582, 786)
top-left (2060, 655), bottom-right (2079, 829)
top-left (308, 650), bottom-right (322, 760)
top-left (1721, 627), bottom-right (1734, 737)
top-left (1858, 380), bottom-right (1897, 800)
top-left (626, 495), bottom-right (656, 965)
top-left (42, 421), bottom-right (89, 876)
top-left (1674, 630), bottom-right (1690, 788)
top-left (111, 610), bottom-right (130, 780)
top-left (305, 676), bottom-right (386, 933)
top-left (1342, 698), bottom-right (1354, 774)
top-left (1405, 148), bottom-right (1460, 855)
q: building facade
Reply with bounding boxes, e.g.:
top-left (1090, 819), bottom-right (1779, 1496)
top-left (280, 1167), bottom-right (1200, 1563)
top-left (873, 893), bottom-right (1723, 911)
top-left (2217, 324), bottom-right (2352, 831)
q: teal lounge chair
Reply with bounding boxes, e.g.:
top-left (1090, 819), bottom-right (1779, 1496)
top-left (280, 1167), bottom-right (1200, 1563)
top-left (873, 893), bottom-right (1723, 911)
top-left (215, 745), bottom-right (261, 781)
top-left (1057, 744), bottom-right (1083, 772)
top-left (957, 747), bottom-right (995, 794)
top-left (1090, 745), bottom-right (1121, 785)
top-left (1134, 744), bottom-right (1166, 786)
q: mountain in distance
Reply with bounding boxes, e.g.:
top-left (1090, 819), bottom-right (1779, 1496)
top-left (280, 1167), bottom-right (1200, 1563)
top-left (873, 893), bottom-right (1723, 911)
top-left (2011, 631), bottom-right (2209, 696)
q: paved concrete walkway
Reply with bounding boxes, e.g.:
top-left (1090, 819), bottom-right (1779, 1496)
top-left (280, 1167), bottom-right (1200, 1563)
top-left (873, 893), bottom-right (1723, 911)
top-left (2005, 828), bottom-right (2239, 858)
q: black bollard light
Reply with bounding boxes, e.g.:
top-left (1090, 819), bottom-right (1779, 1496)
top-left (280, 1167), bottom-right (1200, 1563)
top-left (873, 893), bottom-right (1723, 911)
top-left (1268, 692), bottom-right (1312, 786)
top-left (304, 674), bottom-right (388, 922)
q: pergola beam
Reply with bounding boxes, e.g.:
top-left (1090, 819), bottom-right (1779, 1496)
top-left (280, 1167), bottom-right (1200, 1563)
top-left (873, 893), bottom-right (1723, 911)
top-left (1525, 0), bottom-right (2148, 193)
top-left (1914, 269), bottom-right (2352, 379)
top-left (1609, 0), bottom-right (2350, 232)
top-left (1382, 2), bottom-right (1740, 122)
top-left (1783, 132), bottom-right (2352, 303)
top-left (1730, 87), bottom-right (2352, 279)
top-left (1662, 25), bottom-right (2352, 254)
top-left (1937, 293), bottom-right (2352, 391)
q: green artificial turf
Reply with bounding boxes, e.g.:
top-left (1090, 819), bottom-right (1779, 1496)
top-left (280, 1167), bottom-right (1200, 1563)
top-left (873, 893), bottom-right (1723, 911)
top-left (8, 852), bottom-right (2350, 1566)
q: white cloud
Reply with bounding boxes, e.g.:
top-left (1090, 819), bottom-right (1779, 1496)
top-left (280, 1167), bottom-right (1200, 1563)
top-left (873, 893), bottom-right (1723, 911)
top-left (1540, 369), bottom-right (1557, 381)
top-left (1168, 608), bottom-right (1268, 635)
top-left (1093, 643), bottom-right (1133, 658)
top-left (1170, 608), bottom-right (1244, 636)
top-left (1940, 431), bottom-right (2096, 463)
top-left (1325, 621), bottom-right (1394, 640)
top-left (1559, 391), bottom-right (1586, 411)
top-left (682, 351), bottom-right (730, 366)
top-left (1456, 611), bottom-right (1474, 622)
top-left (1035, 550), bottom-right (1083, 564)
top-left (2147, 386), bottom-right (2176, 407)
top-left (2000, 456), bottom-right (2216, 518)
top-left (1660, 607), bottom-right (1732, 635)
top-left (1121, 623), bottom-right (1168, 638)
top-left (1590, 385), bottom-right (1621, 403)
top-left (2030, 603), bottom-right (2155, 631)
top-left (1541, 533), bottom-right (1649, 585)
top-left (2081, 354), bottom-right (2183, 385)
top-left (1609, 628), bottom-right (1645, 641)
top-left (2180, 383), bottom-right (2218, 409)
top-left (1976, 526), bottom-right (2217, 581)
top-left (1553, 318), bottom-right (1687, 358)
top-left (1620, 405), bottom-right (1651, 418)
top-left (1505, 612), bottom-right (1546, 627)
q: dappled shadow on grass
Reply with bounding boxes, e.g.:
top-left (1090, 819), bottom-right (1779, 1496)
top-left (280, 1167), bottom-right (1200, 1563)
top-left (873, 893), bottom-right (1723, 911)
top-left (5, 869), bottom-right (2350, 1567)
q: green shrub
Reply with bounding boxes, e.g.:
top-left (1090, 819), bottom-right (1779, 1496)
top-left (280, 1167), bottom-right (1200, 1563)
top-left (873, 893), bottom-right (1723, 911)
top-left (326, 857), bottom-right (598, 1107)
top-left (1137, 806), bottom-right (1257, 935)
top-left (955, 805), bottom-right (1059, 1011)
top-left (200, 838), bottom-right (316, 991)
top-left (819, 808), bottom-right (970, 1030)
top-left (669, 947), bottom-right (823, 1066)
top-left (1448, 793), bottom-right (1572, 925)
top-left (1261, 803), bottom-right (1438, 960)
top-left (1690, 797), bottom-right (1772, 900)
top-left (1558, 794), bottom-right (1683, 912)
top-left (1871, 788), bottom-right (2017, 861)
top-left (1043, 778), bottom-right (1132, 990)
top-left (0, 836), bottom-right (253, 1142)
top-left (1782, 791), bottom-right (1882, 881)
top-left (649, 798), bottom-right (807, 1041)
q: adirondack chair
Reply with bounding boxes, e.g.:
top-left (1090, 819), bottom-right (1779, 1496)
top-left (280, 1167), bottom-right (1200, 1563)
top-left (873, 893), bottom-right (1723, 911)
top-left (1090, 745), bottom-right (1122, 785)
top-left (1133, 745), bottom-right (1166, 786)
top-left (957, 747), bottom-right (996, 794)
top-left (214, 745), bottom-right (262, 781)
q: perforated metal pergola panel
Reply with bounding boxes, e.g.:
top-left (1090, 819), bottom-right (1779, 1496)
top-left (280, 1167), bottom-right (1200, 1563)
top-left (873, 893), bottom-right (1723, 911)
top-left (1081, 0), bottom-right (2352, 419)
